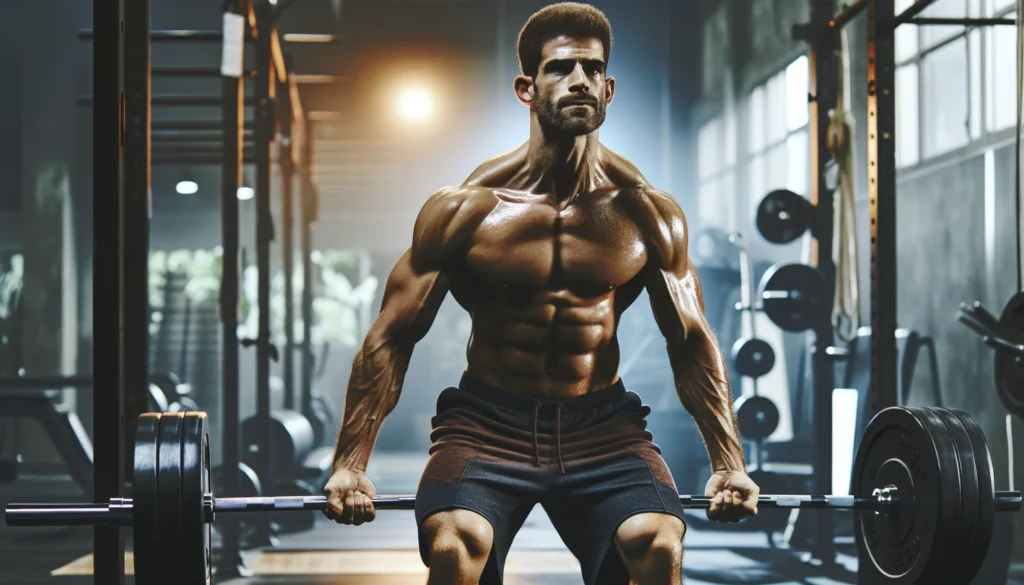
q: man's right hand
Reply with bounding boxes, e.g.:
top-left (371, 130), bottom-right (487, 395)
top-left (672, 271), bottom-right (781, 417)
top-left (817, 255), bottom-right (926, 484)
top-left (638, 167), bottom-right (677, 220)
top-left (323, 468), bottom-right (378, 525)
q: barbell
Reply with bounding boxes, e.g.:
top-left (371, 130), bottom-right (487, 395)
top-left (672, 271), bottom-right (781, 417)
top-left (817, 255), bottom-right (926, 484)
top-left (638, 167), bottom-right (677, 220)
top-left (4, 407), bottom-right (1023, 585)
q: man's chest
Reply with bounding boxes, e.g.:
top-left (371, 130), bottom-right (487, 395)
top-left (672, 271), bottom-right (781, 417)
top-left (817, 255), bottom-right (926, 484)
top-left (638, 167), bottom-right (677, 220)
top-left (463, 199), bottom-right (649, 294)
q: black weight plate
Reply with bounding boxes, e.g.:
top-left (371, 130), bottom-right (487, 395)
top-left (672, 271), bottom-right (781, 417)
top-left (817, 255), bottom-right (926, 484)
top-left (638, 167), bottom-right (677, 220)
top-left (731, 337), bottom-right (776, 378)
top-left (756, 189), bottom-right (812, 244)
top-left (928, 408), bottom-right (980, 585)
top-left (133, 413), bottom-right (162, 585)
top-left (734, 395), bottom-right (780, 440)
top-left (242, 410), bottom-right (316, 475)
top-left (948, 408), bottom-right (996, 584)
top-left (182, 412), bottom-right (212, 584)
top-left (759, 264), bottom-right (830, 332)
top-left (995, 291), bottom-right (1024, 419)
top-left (852, 406), bottom-right (955, 584)
top-left (156, 413), bottom-right (187, 581)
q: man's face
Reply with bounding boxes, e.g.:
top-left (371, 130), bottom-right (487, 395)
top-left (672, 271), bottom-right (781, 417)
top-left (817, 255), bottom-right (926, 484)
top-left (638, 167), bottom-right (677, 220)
top-left (531, 36), bottom-right (613, 137)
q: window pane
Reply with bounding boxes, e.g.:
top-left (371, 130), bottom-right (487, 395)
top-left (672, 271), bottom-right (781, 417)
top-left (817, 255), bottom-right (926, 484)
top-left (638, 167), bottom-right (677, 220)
top-left (895, 22), bottom-right (918, 63)
top-left (895, 0), bottom-right (918, 61)
top-left (896, 64), bottom-right (920, 167)
top-left (724, 107), bottom-right (738, 167)
top-left (990, 13), bottom-right (1017, 131)
top-left (786, 56), bottom-right (809, 132)
top-left (749, 86), bottom-right (766, 153)
top-left (921, 38), bottom-right (969, 158)
top-left (969, 29), bottom-right (982, 139)
top-left (698, 175), bottom-right (736, 232)
top-left (698, 117), bottom-right (722, 179)
top-left (786, 130), bottom-right (809, 196)
top-left (748, 154), bottom-right (765, 211)
top-left (992, 0), bottom-right (1015, 14)
top-left (766, 143), bottom-right (787, 192)
top-left (920, 0), bottom-right (970, 48)
top-left (767, 71), bottom-right (787, 145)
top-left (720, 173), bottom-right (737, 232)
top-left (698, 178), bottom-right (719, 227)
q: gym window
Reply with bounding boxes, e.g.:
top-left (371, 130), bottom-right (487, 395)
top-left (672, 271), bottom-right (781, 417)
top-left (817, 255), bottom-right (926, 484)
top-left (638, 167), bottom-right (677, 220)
top-left (695, 55), bottom-right (810, 236)
top-left (745, 56), bottom-right (810, 230)
top-left (894, 0), bottom-right (1019, 167)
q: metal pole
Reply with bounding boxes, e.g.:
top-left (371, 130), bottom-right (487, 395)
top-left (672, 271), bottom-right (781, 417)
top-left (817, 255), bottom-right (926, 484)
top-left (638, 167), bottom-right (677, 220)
top-left (867, 0), bottom-right (899, 414)
top-left (122, 0), bottom-right (151, 478)
top-left (215, 0), bottom-right (249, 578)
top-left (279, 78), bottom-right (296, 412)
top-left (300, 121), bottom-right (316, 420)
top-left (252, 0), bottom-right (277, 544)
top-left (808, 0), bottom-right (839, 568)
top-left (92, 0), bottom-right (126, 581)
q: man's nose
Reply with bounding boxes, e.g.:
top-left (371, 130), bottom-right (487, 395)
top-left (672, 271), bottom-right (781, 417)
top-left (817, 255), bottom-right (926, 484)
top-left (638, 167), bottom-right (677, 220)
top-left (567, 63), bottom-right (591, 93)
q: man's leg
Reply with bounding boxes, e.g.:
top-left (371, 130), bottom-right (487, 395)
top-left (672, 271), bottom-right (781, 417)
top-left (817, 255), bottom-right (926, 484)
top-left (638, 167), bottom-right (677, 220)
top-left (614, 513), bottom-right (685, 585)
top-left (421, 508), bottom-right (494, 585)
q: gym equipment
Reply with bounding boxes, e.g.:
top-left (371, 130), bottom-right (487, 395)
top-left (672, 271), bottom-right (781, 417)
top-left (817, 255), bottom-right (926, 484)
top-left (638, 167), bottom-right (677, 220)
top-left (734, 395), bottom-right (781, 441)
top-left (307, 390), bottom-right (337, 447)
top-left (731, 337), bottom-right (775, 379)
top-left (755, 189), bottom-right (813, 245)
top-left (759, 263), bottom-right (830, 332)
top-left (994, 292), bottom-right (1024, 418)
top-left (7, 408), bottom-right (1024, 585)
top-left (957, 295), bottom-right (1024, 419)
top-left (240, 410), bottom-right (315, 477)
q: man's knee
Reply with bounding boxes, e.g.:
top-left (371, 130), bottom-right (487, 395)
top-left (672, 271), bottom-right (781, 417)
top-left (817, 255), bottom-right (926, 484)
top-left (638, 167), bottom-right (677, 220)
top-left (615, 513), bottom-right (685, 565)
top-left (423, 509), bottom-right (494, 569)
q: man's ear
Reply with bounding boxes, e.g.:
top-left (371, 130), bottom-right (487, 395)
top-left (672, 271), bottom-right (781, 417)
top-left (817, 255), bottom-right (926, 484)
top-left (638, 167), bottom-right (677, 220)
top-left (604, 76), bottom-right (616, 107)
top-left (514, 75), bottom-right (535, 107)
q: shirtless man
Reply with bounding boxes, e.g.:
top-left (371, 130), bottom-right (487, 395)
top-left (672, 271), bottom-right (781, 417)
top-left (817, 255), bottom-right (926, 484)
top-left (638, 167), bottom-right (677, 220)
top-left (323, 3), bottom-right (758, 584)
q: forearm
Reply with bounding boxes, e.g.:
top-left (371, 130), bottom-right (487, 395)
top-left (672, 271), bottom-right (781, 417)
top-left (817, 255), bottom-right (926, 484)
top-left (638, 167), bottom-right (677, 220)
top-left (332, 335), bottom-right (412, 473)
top-left (668, 335), bottom-right (746, 473)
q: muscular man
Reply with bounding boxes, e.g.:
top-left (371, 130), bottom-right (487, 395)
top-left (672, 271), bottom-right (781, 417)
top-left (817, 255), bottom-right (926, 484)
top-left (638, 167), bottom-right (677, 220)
top-left (323, 3), bottom-right (758, 584)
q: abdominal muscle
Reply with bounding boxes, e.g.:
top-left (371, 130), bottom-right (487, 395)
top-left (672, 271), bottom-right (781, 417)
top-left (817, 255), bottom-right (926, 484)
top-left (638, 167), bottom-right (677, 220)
top-left (463, 292), bottom-right (623, 399)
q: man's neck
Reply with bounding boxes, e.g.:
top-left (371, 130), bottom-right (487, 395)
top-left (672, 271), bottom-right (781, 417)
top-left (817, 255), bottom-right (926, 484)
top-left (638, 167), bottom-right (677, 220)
top-left (524, 118), bottom-right (601, 204)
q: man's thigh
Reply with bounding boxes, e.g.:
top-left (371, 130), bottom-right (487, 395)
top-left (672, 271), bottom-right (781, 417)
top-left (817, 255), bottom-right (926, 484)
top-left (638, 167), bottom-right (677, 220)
top-left (543, 453), bottom-right (687, 585)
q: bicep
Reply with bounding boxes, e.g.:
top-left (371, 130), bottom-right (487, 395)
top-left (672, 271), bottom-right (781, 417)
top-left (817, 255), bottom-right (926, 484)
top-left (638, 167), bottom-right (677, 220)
top-left (368, 186), bottom-right (485, 346)
top-left (372, 249), bottom-right (450, 347)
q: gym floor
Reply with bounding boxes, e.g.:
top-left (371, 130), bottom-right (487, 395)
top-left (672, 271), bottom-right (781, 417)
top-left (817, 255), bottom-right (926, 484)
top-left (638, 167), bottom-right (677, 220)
top-left (0, 453), bottom-right (870, 585)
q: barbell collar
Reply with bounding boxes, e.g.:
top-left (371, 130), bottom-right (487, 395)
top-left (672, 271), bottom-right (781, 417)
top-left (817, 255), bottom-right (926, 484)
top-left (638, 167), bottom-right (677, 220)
top-left (5, 498), bottom-right (133, 527)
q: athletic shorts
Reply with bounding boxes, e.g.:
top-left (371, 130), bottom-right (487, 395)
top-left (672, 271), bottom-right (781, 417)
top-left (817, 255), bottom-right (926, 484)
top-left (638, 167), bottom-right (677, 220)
top-left (414, 373), bottom-right (687, 585)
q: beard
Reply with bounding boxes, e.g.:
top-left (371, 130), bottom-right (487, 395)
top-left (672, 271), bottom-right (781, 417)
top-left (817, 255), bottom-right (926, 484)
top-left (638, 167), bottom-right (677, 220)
top-left (535, 88), bottom-right (607, 138)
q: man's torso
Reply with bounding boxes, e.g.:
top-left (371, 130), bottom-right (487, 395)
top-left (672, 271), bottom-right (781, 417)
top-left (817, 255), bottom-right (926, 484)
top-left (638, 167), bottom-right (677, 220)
top-left (447, 145), bottom-right (665, 399)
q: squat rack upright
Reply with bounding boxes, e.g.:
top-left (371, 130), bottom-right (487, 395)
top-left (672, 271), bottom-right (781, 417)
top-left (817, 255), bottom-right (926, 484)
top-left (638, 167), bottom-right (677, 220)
top-left (796, 0), bottom-right (1018, 572)
top-left (87, 0), bottom-right (343, 581)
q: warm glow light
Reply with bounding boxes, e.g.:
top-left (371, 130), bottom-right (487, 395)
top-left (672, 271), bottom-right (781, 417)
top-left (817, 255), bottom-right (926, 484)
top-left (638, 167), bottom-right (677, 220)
top-left (397, 88), bottom-right (433, 121)
top-left (176, 180), bottom-right (199, 195)
top-left (237, 186), bottom-right (255, 201)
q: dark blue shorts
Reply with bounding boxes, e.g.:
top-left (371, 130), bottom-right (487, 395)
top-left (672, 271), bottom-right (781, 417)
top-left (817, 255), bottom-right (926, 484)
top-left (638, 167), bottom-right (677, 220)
top-left (414, 373), bottom-right (686, 585)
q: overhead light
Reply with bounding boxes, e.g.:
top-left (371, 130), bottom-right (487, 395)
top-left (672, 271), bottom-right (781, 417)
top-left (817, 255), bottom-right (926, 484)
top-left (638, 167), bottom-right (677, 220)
top-left (397, 88), bottom-right (433, 121)
top-left (237, 186), bottom-right (255, 201)
top-left (176, 167), bottom-right (198, 195)
top-left (176, 180), bottom-right (198, 195)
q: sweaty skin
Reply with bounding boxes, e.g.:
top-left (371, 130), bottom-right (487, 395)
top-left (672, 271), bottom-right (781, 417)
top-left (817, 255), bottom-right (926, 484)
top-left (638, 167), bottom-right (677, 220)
top-left (326, 35), bottom-right (752, 534)
top-left (332, 148), bottom-right (744, 476)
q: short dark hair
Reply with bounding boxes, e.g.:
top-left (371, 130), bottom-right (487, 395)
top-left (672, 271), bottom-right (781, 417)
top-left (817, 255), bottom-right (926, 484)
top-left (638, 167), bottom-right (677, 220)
top-left (517, 2), bottom-right (612, 79)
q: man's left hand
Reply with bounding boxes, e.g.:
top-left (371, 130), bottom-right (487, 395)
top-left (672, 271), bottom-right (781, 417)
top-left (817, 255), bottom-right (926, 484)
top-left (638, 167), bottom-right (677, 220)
top-left (704, 470), bottom-right (760, 523)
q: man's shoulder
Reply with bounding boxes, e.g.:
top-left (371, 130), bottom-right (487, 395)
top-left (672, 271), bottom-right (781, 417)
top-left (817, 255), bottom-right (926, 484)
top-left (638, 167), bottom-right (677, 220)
top-left (415, 185), bottom-right (498, 243)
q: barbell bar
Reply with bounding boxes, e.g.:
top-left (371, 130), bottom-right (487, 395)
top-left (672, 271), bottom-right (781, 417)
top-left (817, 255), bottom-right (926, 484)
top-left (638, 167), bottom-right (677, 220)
top-left (15, 485), bottom-right (981, 528)
top-left (3, 406), bottom-right (1022, 585)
